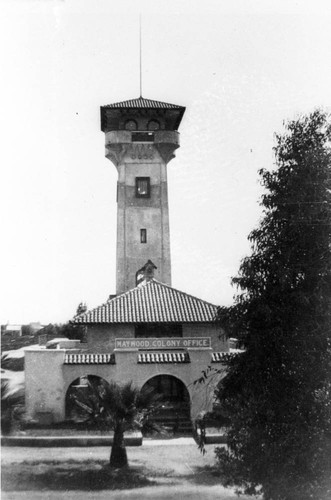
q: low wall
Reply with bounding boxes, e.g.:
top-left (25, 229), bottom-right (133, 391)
top-left (25, 347), bottom-right (226, 424)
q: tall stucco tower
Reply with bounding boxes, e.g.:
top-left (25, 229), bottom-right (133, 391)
top-left (101, 97), bottom-right (185, 295)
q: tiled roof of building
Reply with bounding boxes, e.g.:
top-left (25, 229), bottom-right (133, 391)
top-left (138, 352), bottom-right (190, 363)
top-left (211, 352), bottom-right (228, 362)
top-left (102, 96), bottom-right (184, 110)
top-left (212, 352), bottom-right (240, 362)
top-left (64, 353), bottom-right (115, 364)
top-left (74, 279), bottom-right (218, 324)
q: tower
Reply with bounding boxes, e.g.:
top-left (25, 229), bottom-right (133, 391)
top-left (101, 97), bottom-right (185, 295)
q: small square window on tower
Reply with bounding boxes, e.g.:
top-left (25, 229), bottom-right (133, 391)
top-left (136, 177), bottom-right (150, 198)
top-left (140, 229), bottom-right (147, 243)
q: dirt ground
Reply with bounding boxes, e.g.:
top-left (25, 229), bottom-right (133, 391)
top-left (1, 441), bottom-right (257, 499)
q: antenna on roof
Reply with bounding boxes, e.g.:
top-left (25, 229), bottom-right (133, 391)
top-left (139, 14), bottom-right (143, 97)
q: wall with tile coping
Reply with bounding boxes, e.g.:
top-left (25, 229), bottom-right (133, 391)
top-left (25, 341), bottom-right (227, 425)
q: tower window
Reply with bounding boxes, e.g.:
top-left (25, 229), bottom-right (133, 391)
top-left (136, 177), bottom-right (150, 198)
top-left (140, 229), bottom-right (147, 243)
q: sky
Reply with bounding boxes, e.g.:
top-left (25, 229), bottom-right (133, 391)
top-left (1, 0), bottom-right (331, 325)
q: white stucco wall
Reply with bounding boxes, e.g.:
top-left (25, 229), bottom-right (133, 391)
top-left (25, 344), bottom-right (227, 424)
top-left (25, 349), bottom-right (66, 423)
top-left (84, 323), bottom-right (228, 353)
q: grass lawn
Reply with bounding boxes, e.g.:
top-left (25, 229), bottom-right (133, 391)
top-left (2, 459), bottom-right (154, 491)
top-left (2, 443), bottom-right (227, 492)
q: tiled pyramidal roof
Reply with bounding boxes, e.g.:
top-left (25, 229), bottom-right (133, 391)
top-left (102, 96), bottom-right (184, 110)
top-left (74, 279), bottom-right (218, 324)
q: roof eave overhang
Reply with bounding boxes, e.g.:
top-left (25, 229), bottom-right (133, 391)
top-left (74, 319), bottom-right (217, 325)
top-left (100, 105), bottom-right (186, 132)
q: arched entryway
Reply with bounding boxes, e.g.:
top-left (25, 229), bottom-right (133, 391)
top-left (141, 375), bottom-right (191, 435)
top-left (65, 374), bottom-right (110, 425)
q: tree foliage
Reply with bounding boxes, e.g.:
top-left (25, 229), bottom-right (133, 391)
top-left (214, 110), bottom-right (331, 499)
top-left (40, 322), bottom-right (86, 342)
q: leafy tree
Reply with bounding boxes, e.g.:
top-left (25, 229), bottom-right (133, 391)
top-left (21, 325), bottom-right (34, 337)
top-left (36, 321), bottom-right (85, 343)
top-left (71, 379), bottom-right (163, 468)
top-left (210, 110), bottom-right (331, 499)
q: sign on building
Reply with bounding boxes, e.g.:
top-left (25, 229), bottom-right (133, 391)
top-left (115, 337), bottom-right (211, 350)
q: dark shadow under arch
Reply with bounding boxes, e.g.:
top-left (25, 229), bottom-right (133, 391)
top-left (141, 375), bottom-right (191, 435)
top-left (65, 374), bottom-right (110, 423)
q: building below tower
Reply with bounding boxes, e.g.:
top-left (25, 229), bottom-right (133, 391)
top-left (25, 266), bottom-right (229, 429)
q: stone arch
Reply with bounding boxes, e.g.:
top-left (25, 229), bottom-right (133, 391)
top-left (140, 374), bottom-right (191, 435)
top-left (147, 119), bottom-right (160, 131)
top-left (65, 374), bottom-right (110, 422)
top-left (125, 119), bottom-right (138, 131)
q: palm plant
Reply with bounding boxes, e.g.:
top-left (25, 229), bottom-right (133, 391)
top-left (71, 379), bottom-right (163, 467)
top-left (1, 377), bottom-right (25, 435)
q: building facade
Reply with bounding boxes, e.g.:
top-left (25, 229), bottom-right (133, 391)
top-left (24, 96), bottom-right (227, 429)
